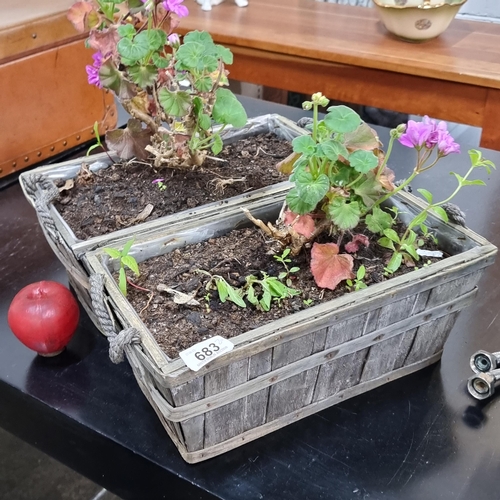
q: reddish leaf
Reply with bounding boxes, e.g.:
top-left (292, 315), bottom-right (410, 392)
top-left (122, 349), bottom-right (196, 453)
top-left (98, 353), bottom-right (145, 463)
top-left (284, 211), bottom-right (315, 238)
top-left (379, 166), bottom-right (396, 192)
top-left (344, 123), bottom-right (380, 152)
top-left (105, 119), bottom-right (152, 160)
top-left (88, 28), bottom-right (119, 58)
top-left (67, 2), bottom-right (96, 32)
top-left (276, 152), bottom-right (300, 175)
top-left (345, 234), bottom-right (370, 253)
top-left (310, 243), bottom-right (354, 290)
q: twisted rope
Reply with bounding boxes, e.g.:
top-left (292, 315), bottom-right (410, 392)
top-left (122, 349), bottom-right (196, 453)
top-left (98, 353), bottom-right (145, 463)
top-left (90, 274), bottom-right (140, 364)
top-left (24, 173), bottom-right (61, 240)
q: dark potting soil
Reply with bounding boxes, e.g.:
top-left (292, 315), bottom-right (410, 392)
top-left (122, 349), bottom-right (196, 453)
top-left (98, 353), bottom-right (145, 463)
top-left (126, 225), bottom-right (440, 359)
top-left (55, 133), bottom-right (292, 240)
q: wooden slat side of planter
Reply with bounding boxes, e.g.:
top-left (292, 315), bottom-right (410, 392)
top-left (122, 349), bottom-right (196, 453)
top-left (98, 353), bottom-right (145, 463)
top-left (149, 351), bottom-right (444, 463)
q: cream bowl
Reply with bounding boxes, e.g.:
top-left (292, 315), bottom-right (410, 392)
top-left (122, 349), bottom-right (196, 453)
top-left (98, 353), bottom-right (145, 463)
top-left (373, 0), bottom-right (467, 42)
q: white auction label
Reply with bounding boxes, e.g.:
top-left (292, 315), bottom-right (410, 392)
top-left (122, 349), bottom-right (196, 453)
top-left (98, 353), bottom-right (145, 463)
top-left (179, 336), bottom-right (234, 372)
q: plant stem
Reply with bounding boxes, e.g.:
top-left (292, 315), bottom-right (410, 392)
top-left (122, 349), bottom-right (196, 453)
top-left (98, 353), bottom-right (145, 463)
top-left (375, 134), bottom-right (395, 181)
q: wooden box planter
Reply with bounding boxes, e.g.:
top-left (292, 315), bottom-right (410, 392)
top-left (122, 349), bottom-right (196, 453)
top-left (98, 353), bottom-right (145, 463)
top-left (84, 190), bottom-right (497, 463)
top-left (18, 114), bottom-right (304, 326)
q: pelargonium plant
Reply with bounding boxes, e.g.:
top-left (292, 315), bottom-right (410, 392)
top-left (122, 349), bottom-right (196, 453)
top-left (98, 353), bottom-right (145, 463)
top-left (246, 92), bottom-right (495, 291)
top-left (68, 0), bottom-right (247, 167)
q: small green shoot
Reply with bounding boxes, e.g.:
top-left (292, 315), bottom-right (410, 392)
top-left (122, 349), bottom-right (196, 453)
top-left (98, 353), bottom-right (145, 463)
top-left (103, 239), bottom-right (140, 296)
top-left (274, 248), bottom-right (300, 286)
top-left (303, 298), bottom-right (314, 307)
top-left (198, 269), bottom-right (301, 311)
top-left (86, 121), bottom-right (105, 156)
top-left (346, 265), bottom-right (367, 292)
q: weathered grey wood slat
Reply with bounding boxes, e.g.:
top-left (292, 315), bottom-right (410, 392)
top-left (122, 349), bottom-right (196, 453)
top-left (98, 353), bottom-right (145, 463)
top-left (312, 313), bottom-right (368, 402)
top-left (170, 376), bottom-right (205, 452)
top-left (179, 351), bottom-right (443, 464)
top-left (266, 332), bottom-right (318, 421)
top-left (404, 313), bottom-right (460, 366)
top-left (403, 271), bottom-right (482, 367)
top-left (243, 349), bottom-right (273, 431)
top-left (126, 348), bottom-right (189, 448)
top-left (204, 358), bottom-right (249, 447)
top-left (360, 290), bottom-right (432, 382)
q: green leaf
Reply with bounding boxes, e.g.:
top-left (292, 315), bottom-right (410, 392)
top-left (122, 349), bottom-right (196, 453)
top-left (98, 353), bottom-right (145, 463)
top-left (121, 255), bottom-right (140, 276)
top-left (294, 171), bottom-right (330, 206)
top-left (152, 53), bottom-right (170, 69)
top-left (158, 89), bottom-right (191, 117)
top-left (319, 140), bottom-right (349, 162)
top-left (409, 211), bottom-right (428, 228)
top-left (286, 188), bottom-right (317, 215)
top-left (147, 29), bottom-right (167, 51)
top-left (128, 64), bottom-right (157, 87)
top-left (386, 252), bottom-right (403, 273)
top-left (452, 171), bottom-right (486, 187)
top-left (354, 177), bottom-right (384, 208)
top-left (183, 30), bottom-right (214, 45)
top-left (324, 105), bottom-right (361, 133)
top-left (292, 135), bottom-right (316, 155)
top-left (117, 24), bottom-right (136, 39)
top-left (383, 228), bottom-right (401, 244)
top-left (122, 239), bottom-right (134, 256)
top-left (117, 34), bottom-right (149, 63)
top-left (215, 44), bottom-right (233, 64)
top-left (357, 265), bottom-right (366, 280)
top-left (103, 248), bottom-right (121, 259)
top-left (118, 267), bottom-right (127, 296)
top-left (226, 284), bottom-right (246, 308)
top-left (246, 284), bottom-right (259, 305)
top-left (431, 205), bottom-right (449, 222)
top-left (211, 134), bottom-right (223, 155)
top-left (327, 199), bottom-right (361, 230)
top-left (266, 279), bottom-right (287, 297)
top-left (378, 237), bottom-right (395, 251)
top-left (212, 88), bottom-right (247, 127)
top-left (194, 76), bottom-right (213, 92)
top-left (199, 113), bottom-right (212, 131)
top-left (417, 188), bottom-right (433, 204)
top-left (349, 150), bottom-right (378, 173)
top-left (216, 279), bottom-right (229, 302)
top-left (175, 41), bottom-right (206, 70)
top-left (98, 61), bottom-right (135, 99)
top-left (401, 244), bottom-right (419, 261)
top-left (259, 290), bottom-right (272, 311)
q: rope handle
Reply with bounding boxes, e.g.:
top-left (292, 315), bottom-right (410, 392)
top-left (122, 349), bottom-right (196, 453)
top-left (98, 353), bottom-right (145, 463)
top-left (89, 274), bottom-right (140, 364)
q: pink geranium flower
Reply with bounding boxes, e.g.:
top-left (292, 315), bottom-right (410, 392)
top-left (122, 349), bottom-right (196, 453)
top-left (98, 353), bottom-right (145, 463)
top-left (86, 51), bottom-right (103, 88)
top-left (163, 0), bottom-right (189, 17)
top-left (399, 115), bottom-right (460, 156)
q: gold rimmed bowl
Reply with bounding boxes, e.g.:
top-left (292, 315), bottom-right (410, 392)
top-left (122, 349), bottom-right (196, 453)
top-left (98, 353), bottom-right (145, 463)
top-left (373, 0), bottom-right (468, 42)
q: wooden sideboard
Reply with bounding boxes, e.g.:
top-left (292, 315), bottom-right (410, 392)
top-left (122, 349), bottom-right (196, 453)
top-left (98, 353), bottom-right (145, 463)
top-left (181, 0), bottom-right (500, 150)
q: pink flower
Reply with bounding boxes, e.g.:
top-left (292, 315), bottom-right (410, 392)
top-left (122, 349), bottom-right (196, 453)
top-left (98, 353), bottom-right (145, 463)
top-left (399, 116), bottom-right (459, 156)
top-left (86, 51), bottom-right (103, 88)
top-left (436, 129), bottom-right (460, 156)
top-left (168, 33), bottom-right (180, 46)
top-left (163, 0), bottom-right (189, 17)
top-left (398, 119), bottom-right (433, 149)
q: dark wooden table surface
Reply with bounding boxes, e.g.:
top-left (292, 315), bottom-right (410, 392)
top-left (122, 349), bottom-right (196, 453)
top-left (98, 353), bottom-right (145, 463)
top-left (180, 0), bottom-right (500, 149)
top-left (1, 97), bottom-right (500, 500)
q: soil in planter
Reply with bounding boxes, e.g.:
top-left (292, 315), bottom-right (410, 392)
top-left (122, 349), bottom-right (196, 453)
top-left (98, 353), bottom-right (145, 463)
top-left (125, 225), bottom-right (441, 359)
top-left (55, 133), bottom-right (292, 240)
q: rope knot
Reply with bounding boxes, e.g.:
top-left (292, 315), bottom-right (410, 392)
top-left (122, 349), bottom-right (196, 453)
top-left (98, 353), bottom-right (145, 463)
top-left (108, 327), bottom-right (141, 364)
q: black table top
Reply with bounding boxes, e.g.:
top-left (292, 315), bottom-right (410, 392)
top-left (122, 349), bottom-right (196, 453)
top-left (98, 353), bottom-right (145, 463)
top-left (2, 97), bottom-right (500, 500)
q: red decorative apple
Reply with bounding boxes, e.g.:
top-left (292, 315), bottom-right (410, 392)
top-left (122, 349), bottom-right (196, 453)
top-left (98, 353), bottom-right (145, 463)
top-left (8, 281), bottom-right (80, 356)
